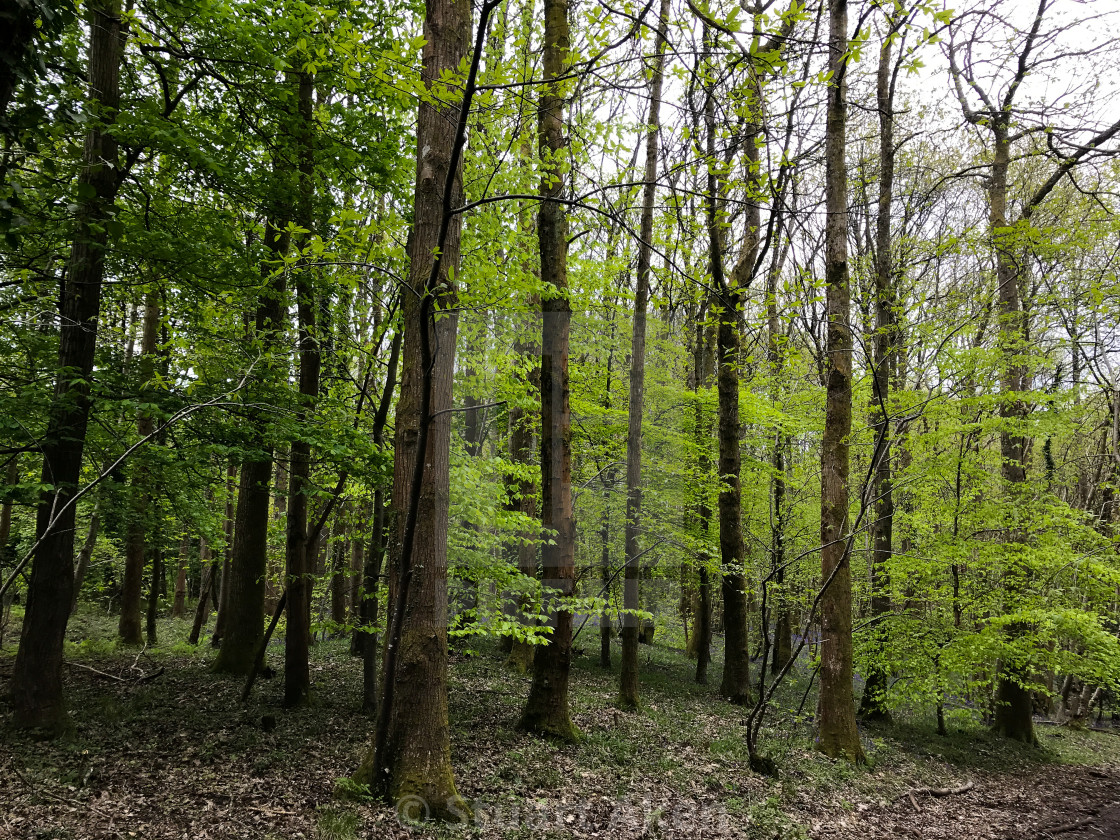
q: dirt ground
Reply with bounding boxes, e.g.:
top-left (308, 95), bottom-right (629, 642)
top-left (2, 642), bottom-right (1119, 840)
top-left (810, 763), bottom-right (1120, 840)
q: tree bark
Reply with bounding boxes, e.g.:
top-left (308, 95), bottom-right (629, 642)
top-left (212, 220), bottom-right (288, 674)
top-left (989, 123), bottom-right (1035, 744)
top-left (859, 28), bottom-right (898, 724)
top-left (618, 0), bottom-right (668, 710)
top-left (283, 69), bottom-right (319, 708)
top-left (11, 0), bottom-right (125, 730)
top-left (189, 538), bottom-right (214, 645)
top-left (505, 382), bottom-right (540, 673)
top-left (356, 327), bottom-right (399, 711)
top-left (817, 0), bottom-right (864, 762)
top-left (519, 0), bottom-right (579, 743)
top-left (692, 314), bottom-right (714, 685)
top-left (767, 257), bottom-right (791, 676)
top-left (120, 289), bottom-right (160, 645)
top-left (352, 0), bottom-right (476, 814)
top-left (700, 30), bottom-right (750, 705)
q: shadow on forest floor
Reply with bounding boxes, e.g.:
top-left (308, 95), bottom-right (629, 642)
top-left (1, 606), bottom-right (1119, 840)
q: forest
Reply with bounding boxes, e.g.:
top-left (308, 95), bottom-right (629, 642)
top-left (2, 0), bottom-right (1120, 836)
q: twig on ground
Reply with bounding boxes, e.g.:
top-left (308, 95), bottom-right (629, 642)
top-left (910, 781), bottom-right (975, 797)
top-left (1039, 816), bottom-right (1095, 836)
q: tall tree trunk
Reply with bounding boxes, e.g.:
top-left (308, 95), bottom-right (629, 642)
top-left (618, 0), bottom-right (668, 711)
top-left (503, 126), bottom-right (542, 669)
top-left (693, 316), bottom-right (714, 685)
top-left (212, 219), bottom-right (288, 674)
top-left (284, 69), bottom-right (319, 708)
top-left (352, 0), bottom-right (477, 814)
top-left (120, 289), bottom-right (160, 645)
top-left (519, 0), bottom-right (579, 743)
top-left (817, 0), bottom-right (864, 762)
top-left (767, 258), bottom-right (792, 676)
top-left (859, 29), bottom-right (898, 724)
top-left (700, 30), bottom-right (750, 705)
top-left (11, 0), bottom-right (125, 730)
top-left (989, 123), bottom-right (1035, 744)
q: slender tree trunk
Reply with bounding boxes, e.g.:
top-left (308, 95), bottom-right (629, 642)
top-left (145, 538), bottom-right (161, 645)
top-left (284, 69), bottom-right (319, 708)
top-left (172, 533), bottom-right (189, 618)
top-left (598, 470), bottom-right (613, 670)
top-left (1, 458), bottom-right (17, 562)
top-left (503, 313), bottom-right (540, 672)
top-left (71, 501), bottom-right (101, 616)
top-left (767, 258), bottom-right (792, 675)
top-left (817, 0), bottom-right (864, 762)
top-left (693, 316), bottom-right (714, 685)
top-left (11, 0), bottom-right (125, 729)
top-left (329, 535), bottom-right (347, 630)
top-left (211, 461), bottom-right (237, 643)
top-left (2, 458), bottom-right (21, 644)
top-left (520, 0), bottom-right (578, 742)
top-left (360, 492), bottom-right (384, 711)
top-left (700, 31), bottom-right (750, 704)
top-left (349, 511), bottom-right (365, 637)
top-left (618, 0), bottom-right (669, 711)
top-left (859, 30), bottom-right (897, 724)
top-left (357, 328), bottom-right (399, 710)
top-left (189, 538), bottom-right (213, 645)
top-left (120, 289), bottom-right (160, 645)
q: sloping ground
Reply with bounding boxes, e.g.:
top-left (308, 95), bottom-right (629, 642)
top-left (808, 763), bottom-right (1120, 840)
top-left (2, 619), bottom-right (1119, 840)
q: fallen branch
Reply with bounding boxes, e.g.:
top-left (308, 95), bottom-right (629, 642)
top-left (896, 780), bottom-right (974, 808)
top-left (66, 661), bottom-right (164, 683)
top-left (911, 781), bottom-right (975, 797)
top-left (1040, 817), bottom-right (1095, 836)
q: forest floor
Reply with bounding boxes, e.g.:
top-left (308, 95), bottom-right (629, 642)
top-left (2, 607), bottom-right (1120, 840)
